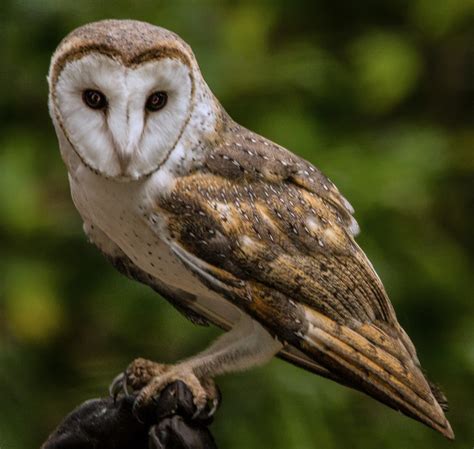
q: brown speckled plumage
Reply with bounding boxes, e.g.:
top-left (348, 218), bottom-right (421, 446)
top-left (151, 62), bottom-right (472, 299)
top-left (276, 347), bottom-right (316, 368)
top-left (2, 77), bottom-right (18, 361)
top-left (48, 20), bottom-right (453, 440)
top-left (157, 117), bottom-right (451, 436)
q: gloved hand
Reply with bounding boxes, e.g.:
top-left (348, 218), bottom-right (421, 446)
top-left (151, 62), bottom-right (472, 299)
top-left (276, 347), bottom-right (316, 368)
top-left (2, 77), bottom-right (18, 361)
top-left (41, 381), bottom-right (218, 449)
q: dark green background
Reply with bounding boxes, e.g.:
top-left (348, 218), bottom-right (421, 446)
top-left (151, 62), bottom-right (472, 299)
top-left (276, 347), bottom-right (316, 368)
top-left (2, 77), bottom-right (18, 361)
top-left (0, 1), bottom-right (473, 448)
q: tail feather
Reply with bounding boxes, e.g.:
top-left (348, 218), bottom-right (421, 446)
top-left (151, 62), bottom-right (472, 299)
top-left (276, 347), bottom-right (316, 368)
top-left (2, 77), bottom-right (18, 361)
top-left (299, 306), bottom-right (454, 439)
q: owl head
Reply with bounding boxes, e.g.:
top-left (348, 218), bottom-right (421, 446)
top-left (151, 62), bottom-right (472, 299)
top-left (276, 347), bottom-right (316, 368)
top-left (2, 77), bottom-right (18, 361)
top-left (48, 20), bottom-right (216, 181)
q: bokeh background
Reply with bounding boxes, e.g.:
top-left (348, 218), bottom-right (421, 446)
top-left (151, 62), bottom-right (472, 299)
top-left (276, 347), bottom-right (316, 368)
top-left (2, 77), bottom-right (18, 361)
top-left (1, 1), bottom-right (473, 448)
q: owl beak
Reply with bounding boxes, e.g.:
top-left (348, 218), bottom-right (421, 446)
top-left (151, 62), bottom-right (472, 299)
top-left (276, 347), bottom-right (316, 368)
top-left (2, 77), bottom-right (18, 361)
top-left (114, 132), bottom-right (142, 175)
top-left (116, 144), bottom-right (134, 173)
top-left (115, 109), bottom-right (144, 175)
top-left (108, 104), bottom-right (144, 176)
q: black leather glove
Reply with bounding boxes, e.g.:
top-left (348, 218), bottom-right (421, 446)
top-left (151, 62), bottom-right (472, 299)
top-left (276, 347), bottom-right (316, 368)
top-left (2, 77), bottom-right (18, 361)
top-left (41, 381), bottom-right (218, 449)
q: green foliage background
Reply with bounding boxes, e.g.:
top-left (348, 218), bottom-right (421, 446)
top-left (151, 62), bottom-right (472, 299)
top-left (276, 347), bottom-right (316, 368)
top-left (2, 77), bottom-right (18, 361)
top-left (0, 1), bottom-right (473, 447)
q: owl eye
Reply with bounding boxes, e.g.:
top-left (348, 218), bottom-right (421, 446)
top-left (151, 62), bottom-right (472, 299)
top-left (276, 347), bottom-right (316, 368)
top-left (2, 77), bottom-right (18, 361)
top-left (82, 89), bottom-right (107, 110)
top-left (145, 91), bottom-right (168, 112)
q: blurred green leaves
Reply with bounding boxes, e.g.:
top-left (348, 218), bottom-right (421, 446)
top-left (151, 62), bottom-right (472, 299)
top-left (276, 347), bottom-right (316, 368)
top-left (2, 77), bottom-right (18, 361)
top-left (411, 0), bottom-right (474, 38)
top-left (0, 135), bottom-right (45, 233)
top-left (223, 3), bottom-right (275, 58)
top-left (319, 124), bottom-right (449, 212)
top-left (350, 31), bottom-right (421, 114)
top-left (4, 260), bottom-right (63, 343)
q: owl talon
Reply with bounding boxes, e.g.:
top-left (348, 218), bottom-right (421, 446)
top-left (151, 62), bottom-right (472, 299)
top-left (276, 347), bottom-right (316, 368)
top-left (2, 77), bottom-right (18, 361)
top-left (191, 390), bottom-right (221, 420)
top-left (110, 359), bottom-right (220, 423)
top-left (131, 368), bottom-right (219, 423)
top-left (207, 391), bottom-right (222, 418)
top-left (190, 377), bottom-right (221, 420)
top-left (108, 367), bottom-right (135, 401)
top-left (109, 358), bottom-right (168, 404)
top-left (109, 372), bottom-right (126, 402)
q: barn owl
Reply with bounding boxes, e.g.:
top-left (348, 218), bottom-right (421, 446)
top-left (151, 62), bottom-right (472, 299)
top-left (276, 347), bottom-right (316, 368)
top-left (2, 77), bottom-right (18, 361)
top-left (48, 20), bottom-right (453, 439)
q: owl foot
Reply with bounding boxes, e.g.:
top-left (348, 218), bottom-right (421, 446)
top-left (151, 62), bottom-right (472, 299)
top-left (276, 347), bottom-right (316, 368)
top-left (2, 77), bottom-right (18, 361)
top-left (109, 357), bottom-right (221, 423)
top-left (110, 357), bottom-right (169, 398)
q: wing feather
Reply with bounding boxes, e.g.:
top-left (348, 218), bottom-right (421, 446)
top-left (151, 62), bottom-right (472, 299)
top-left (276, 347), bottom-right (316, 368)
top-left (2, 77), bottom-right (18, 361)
top-left (151, 125), bottom-right (452, 438)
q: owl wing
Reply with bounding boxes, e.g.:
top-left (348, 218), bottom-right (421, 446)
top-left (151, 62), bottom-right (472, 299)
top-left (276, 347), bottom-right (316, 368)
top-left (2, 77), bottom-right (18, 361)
top-left (151, 125), bottom-right (452, 438)
top-left (83, 220), bottom-right (336, 379)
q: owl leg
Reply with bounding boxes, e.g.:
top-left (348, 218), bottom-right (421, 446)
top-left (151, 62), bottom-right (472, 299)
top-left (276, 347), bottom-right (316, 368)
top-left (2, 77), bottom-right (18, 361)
top-left (111, 315), bottom-right (282, 420)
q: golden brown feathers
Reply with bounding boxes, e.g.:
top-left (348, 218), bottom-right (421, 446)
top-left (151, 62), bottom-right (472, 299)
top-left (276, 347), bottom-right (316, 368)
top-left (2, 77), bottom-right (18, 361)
top-left (153, 119), bottom-right (453, 439)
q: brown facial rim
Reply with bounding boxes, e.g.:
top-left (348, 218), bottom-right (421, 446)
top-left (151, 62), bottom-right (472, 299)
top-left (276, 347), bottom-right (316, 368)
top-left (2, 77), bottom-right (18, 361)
top-left (51, 45), bottom-right (196, 182)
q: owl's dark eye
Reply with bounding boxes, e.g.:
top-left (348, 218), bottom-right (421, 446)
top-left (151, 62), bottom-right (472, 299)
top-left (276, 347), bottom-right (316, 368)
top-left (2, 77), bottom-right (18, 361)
top-left (82, 89), bottom-right (107, 110)
top-left (145, 91), bottom-right (168, 112)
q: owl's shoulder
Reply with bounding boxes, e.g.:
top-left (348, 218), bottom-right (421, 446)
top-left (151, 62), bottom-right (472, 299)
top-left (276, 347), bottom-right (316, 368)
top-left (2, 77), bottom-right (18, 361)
top-left (183, 118), bottom-right (359, 237)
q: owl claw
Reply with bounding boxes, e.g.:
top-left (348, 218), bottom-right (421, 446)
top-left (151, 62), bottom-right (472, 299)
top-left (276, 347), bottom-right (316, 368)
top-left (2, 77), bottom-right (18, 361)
top-left (207, 392), bottom-right (221, 418)
top-left (191, 385), bottom-right (221, 420)
top-left (111, 358), bottom-right (220, 424)
top-left (109, 358), bottom-right (161, 404)
top-left (133, 370), bottom-right (205, 421)
top-left (109, 372), bottom-right (125, 402)
top-left (109, 371), bottom-right (133, 403)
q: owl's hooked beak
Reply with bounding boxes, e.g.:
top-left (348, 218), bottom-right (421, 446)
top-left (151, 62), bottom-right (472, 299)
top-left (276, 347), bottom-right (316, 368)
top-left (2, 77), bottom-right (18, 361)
top-left (113, 109), bottom-right (145, 176)
top-left (115, 143), bottom-right (134, 173)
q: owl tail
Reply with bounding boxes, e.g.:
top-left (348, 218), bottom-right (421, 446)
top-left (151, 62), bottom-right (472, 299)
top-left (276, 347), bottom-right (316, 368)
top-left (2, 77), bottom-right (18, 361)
top-left (298, 306), bottom-right (454, 439)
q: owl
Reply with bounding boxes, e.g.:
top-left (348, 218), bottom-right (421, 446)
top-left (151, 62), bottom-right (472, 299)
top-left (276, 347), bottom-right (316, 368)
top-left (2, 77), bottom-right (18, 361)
top-left (48, 20), bottom-right (453, 439)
